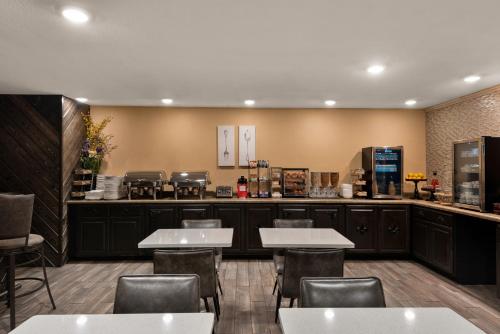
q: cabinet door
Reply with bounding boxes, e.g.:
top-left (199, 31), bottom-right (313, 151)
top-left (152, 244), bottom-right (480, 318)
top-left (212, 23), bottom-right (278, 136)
top-left (345, 206), bottom-right (378, 253)
top-left (379, 206), bottom-right (409, 253)
top-left (497, 225), bottom-right (500, 298)
top-left (214, 205), bottom-right (243, 254)
top-left (109, 217), bottom-right (143, 256)
top-left (246, 205), bottom-right (276, 254)
top-left (76, 219), bottom-right (107, 257)
top-left (430, 224), bottom-right (454, 274)
top-left (278, 205), bottom-right (309, 219)
top-left (310, 206), bottom-right (345, 234)
top-left (411, 218), bottom-right (430, 262)
top-left (178, 205), bottom-right (212, 223)
top-left (148, 206), bottom-right (178, 233)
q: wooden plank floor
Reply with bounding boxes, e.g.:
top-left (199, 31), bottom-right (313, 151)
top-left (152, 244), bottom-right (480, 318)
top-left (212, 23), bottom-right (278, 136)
top-left (1, 260), bottom-right (499, 333)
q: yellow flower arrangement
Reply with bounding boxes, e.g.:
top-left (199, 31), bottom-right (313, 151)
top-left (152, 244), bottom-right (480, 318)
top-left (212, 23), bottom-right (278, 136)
top-left (80, 113), bottom-right (117, 173)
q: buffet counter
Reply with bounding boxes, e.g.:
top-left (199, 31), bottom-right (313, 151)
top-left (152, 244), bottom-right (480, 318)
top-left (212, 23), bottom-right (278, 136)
top-left (67, 197), bottom-right (500, 224)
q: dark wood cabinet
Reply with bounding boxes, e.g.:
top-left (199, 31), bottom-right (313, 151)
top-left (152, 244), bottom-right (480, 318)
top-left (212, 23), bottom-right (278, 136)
top-left (76, 218), bottom-right (107, 257)
top-left (178, 205), bottom-right (212, 222)
top-left (345, 206), bottom-right (378, 253)
top-left (108, 217), bottom-right (143, 256)
top-left (310, 205), bottom-right (345, 234)
top-left (429, 224), bottom-right (453, 274)
top-left (278, 205), bottom-right (309, 219)
top-left (411, 207), bottom-right (454, 275)
top-left (148, 206), bottom-right (178, 233)
top-left (379, 206), bottom-right (409, 253)
top-left (411, 218), bottom-right (430, 261)
top-left (497, 225), bottom-right (500, 297)
top-left (246, 205), bottom-right (276, 254)
top-left (214, 205), bottom-right (243, 254)
top-left (69, 201), bottom-right (497, 285)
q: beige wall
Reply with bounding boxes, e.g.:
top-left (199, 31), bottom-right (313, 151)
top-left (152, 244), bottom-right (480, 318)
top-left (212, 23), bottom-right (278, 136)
top-left (91, 106), bottom-right (426, 191)
top-left (426, 85), bottom-right (500, 191)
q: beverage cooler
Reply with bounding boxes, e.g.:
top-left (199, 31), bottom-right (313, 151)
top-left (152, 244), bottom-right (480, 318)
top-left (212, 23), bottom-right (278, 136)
top-left (362, 146), bottom-right (403, 199)
top-left (453, 137), bottom-right (500, 212)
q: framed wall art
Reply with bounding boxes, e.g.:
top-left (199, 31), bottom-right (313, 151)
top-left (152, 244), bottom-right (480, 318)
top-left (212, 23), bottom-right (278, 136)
top-left (217, 125), bottom-right (235, 166)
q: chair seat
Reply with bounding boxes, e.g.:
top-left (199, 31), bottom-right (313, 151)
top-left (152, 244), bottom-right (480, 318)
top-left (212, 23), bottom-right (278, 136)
top-left (273, 254), bottom-right (284, 274)
top-left (0, 234), bottom-right (44, 251)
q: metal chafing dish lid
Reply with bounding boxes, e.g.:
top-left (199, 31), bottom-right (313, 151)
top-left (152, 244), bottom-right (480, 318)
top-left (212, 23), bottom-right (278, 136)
top-left (123, 170), bottom-right (168, 185)
top-left (169, 171), bottom-right (211, 186)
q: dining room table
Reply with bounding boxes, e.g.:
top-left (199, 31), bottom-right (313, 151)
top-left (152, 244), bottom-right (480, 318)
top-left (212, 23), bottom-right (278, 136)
top-left (10, 313), bottom-right (215, 334)
top-left (138, 228), bottom-right (234, 249)
top-left (278, 307), bottom-right (485, 334)
top-left (259, 227), bottom-right (355, 249)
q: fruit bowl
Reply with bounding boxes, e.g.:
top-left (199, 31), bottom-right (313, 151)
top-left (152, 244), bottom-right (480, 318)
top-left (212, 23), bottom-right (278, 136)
top-left (405, 176), bottom-right (427, 200)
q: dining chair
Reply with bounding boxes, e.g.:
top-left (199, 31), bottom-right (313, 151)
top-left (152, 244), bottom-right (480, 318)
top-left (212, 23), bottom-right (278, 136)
top-left (113, 274), bottom-right (200, 313)
top-left (0, 193), bottom-right (56, 330)
top-left (181, 219), bottom-right (224, 295)
top-left (275, 248), bottom-right (344, 322)
top-left (299, 277), bottom-right (386, 308)
top-left (154, 248), bottom-right (220, 320)
top-left (271, 219), bottom-right (314, 295)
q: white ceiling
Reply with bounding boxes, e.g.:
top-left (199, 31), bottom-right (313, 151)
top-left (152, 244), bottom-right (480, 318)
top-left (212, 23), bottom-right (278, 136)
top-left (1, 0), bottom-right (500, 108)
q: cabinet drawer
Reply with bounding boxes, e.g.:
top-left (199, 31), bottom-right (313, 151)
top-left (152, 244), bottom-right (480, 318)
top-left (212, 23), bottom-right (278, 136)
top-left (110, 205), bottom-right (143, 217)
top-left (77, 205), bottom-right (107, 218)
top-left (413, 206), bottom-right (453, 227)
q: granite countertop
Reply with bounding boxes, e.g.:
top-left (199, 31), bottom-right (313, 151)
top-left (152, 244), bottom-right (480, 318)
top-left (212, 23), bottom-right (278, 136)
top-left (66, 197), bottom-right (500, 224)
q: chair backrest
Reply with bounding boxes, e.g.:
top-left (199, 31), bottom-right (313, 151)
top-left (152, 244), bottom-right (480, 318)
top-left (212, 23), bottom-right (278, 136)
top-left (281, 248), bottom-right (344, 298)
top-left (181, 219), bottom-right (223, 255)
top-left (181, 219), bottom-right (222, 229)
top-left (0, 194), bottom-right (34, 242)
top-left (154, 248), bottom-right (216, 298)
top-left (272, 219), bottom-right (314, 257)
top-left (113, 274), bottom-right (200, 314)
top-left (273, 219), bottom-right (314, 228)
top-left (299, 277), bottom-right (386, 308)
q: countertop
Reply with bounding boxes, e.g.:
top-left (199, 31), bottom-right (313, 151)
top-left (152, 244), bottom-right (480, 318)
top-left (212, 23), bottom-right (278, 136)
top-left (67, 197), bottom-right (500, 224)
top-left (278, 308), bottom-right (485, 334)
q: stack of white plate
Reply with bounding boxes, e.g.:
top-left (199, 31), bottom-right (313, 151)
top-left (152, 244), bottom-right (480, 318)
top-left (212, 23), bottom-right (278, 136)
top-left (103, 176), bottom-right (126, 200)
top-left (96, 174), bottom-right (106, 191)
top-left (341, 184), bottom-right (353, 199)
top-left (85, 190), bottom-right (104, 200)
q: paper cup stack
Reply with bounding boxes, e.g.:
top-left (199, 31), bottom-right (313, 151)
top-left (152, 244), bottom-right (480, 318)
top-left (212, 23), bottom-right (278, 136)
top-left (341, 184), bottom-right (353, 199)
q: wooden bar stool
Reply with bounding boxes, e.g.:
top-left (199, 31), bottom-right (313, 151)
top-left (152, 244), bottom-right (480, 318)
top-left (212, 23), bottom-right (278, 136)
top-left (0, 193), bottom-right (56, 329)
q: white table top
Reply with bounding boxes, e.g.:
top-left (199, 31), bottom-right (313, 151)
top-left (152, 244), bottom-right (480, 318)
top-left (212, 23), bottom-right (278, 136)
top-left (279, 308), bottom-right (485, 334)
top-left (11, 313), bottom-right (214, 334)
top-left (138, 228), bottom-right (234, 248)
top-left (259, 228), bottom-right (355, 248)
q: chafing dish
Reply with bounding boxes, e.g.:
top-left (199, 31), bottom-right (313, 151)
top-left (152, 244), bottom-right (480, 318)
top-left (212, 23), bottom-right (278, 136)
top-left (170, 171), bottom-right (211, 199)
top-left (123, 170), bottom-right (168, 200)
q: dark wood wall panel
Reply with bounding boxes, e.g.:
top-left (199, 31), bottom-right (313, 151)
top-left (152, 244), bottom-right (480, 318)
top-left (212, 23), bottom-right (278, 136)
top-left (61, 97), bottom-right (89, 263)
top-left (0, 95), bottom-right (87, 266)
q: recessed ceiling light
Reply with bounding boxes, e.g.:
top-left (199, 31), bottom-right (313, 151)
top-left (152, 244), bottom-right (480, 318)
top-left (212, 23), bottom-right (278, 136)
top-left (161, 98), bottom-right (173, 105)
top-left (62, 7), bottom-right (90, 24)
top-left (405, 99), bottom-right (417, 106)
top-left (324, 100), bottom-right (336, 107)
top-left (244, 100), bottom-right (255, 106)
top-left (75, 97), bottom-right (88, 103)
top-left (463, 75), bottom-right (481, 83)
top-left (367, 65), bottom-right (385, 75)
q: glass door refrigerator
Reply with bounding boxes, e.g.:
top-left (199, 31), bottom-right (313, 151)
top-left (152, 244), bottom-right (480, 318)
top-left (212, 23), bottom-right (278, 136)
top-left (362, 146), bottom-right (403, 199)
top-left (453, 137), bottom-right (500, 212)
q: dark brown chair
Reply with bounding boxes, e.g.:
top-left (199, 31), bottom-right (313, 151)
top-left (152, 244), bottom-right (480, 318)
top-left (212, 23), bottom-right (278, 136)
top-left (299, 277), bottom-right (386, 308)
top-left (181, 219), bottom-right (224, 295)
top-left (275, 248), bottom-right (344, 322)
top-left (154, 248), bottom-right (220, 320)
top-left (0, 193), bottom-right (56, 330)
top-left (272, 219), bottom-right (314, 295)
top-left (114, 274), bottom-right (200, 314)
